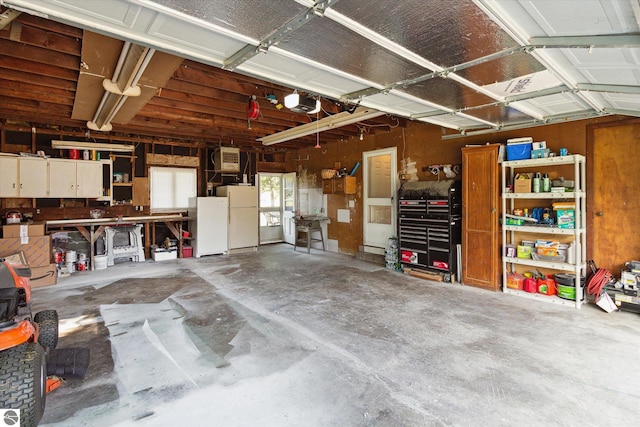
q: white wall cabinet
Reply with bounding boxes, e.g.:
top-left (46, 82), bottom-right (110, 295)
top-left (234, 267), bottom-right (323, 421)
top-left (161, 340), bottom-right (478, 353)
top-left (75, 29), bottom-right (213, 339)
top-left (0, 157), bottom-right (48, 198)
top-left (0, 157), bottom-right (19, 197)
top-left (49, 159), bottom-right (103, 198)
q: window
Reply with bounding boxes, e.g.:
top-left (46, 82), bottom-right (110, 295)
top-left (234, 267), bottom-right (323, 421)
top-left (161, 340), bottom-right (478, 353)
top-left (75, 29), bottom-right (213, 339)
top-left (150, 167), bottom-right (197, 212)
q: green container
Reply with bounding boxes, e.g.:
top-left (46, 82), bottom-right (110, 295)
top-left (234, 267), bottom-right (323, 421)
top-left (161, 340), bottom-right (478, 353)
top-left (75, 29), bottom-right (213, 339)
top-left (554, 273), bottom-right (585, 301)
top-left (556, 283), bottom-right (577, 300)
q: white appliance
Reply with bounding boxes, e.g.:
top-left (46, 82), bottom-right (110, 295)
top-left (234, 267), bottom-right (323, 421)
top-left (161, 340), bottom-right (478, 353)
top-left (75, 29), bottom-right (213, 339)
top-left (216, 185), bottom-right (258, 251)
top-left (214, 147), bottom-right (240, 172)
top-left (188, 196), bottom-right (229, 257)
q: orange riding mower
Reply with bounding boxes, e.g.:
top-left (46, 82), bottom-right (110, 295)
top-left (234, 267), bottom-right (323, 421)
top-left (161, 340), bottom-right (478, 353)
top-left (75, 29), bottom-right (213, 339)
top-left (0, 260), bottom-right (90, 426)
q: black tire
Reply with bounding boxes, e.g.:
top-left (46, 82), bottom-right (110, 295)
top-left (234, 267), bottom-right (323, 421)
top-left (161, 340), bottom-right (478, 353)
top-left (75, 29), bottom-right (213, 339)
top-left (34, 310), bottom-right (59, 350)
top-left (0, 343), bottom-right (47, 427)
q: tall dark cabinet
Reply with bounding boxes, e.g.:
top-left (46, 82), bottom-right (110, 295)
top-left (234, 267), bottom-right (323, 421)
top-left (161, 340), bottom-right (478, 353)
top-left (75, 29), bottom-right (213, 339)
top-left (461, 144), bottom-right (501, 291)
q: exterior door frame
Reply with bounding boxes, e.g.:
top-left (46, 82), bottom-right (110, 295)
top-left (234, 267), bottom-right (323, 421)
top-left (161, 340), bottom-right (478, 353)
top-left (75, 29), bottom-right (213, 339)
top-left (362, 147), bottom-right (398, 254)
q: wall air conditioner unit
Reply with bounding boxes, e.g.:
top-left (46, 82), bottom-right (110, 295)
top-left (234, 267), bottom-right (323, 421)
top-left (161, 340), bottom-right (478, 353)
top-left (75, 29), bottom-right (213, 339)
top-left (214, 147), bottom-right (240, 173)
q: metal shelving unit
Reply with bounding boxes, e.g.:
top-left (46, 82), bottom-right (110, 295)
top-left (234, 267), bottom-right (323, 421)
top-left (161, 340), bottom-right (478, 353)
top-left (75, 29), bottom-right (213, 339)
top-left (501, 154), bottom-right (586, 308)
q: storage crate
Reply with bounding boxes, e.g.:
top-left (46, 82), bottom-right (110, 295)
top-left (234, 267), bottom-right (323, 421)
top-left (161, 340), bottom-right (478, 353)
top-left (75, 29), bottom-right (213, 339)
top-left (506, 143), bottom-right (532, 160)
top-left (152, 249), bottom-right (177, 261)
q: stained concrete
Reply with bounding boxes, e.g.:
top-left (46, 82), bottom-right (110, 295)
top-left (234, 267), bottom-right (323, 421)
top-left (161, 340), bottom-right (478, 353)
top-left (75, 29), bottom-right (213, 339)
top-left (32, 244), bottom-right (639, 426)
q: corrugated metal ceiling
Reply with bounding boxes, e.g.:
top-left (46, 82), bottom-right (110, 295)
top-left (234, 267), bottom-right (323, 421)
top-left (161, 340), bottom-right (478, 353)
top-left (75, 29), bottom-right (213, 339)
top-left (4, 0), bottom-right (640, 139)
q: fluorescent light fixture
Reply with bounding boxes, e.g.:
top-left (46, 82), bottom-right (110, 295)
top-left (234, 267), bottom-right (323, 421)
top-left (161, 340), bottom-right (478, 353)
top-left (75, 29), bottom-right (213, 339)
top-left (51, 140), bottom-right (135, 152)
top-left (259, 107), bottom-right (385, 145)
top-left (87, 43), bottom-right (155, 132)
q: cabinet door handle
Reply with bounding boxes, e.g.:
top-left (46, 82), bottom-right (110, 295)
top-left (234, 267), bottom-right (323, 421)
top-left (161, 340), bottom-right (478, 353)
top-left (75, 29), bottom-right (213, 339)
top-left (13, 183), bottom-right (16, 188)
top-left (596, 211), bottom-right (604, 216)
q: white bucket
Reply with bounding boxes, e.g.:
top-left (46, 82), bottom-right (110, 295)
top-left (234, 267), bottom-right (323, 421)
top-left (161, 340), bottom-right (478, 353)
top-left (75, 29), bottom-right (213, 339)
top-left (65, 250), bottom-right (77, 263)
top-left (94, 255), bottom-right (108, 270)
top-left (65, 261), bottom-right (76, 273)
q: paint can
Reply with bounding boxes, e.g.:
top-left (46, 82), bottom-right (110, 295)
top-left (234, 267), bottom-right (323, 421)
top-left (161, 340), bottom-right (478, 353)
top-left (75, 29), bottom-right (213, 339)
top-left (94, 255), bottom-right (108, 270)
top-left (65, 250), bottom-right (77, 263)
top-left (65, 261), bottom-right (76, 273)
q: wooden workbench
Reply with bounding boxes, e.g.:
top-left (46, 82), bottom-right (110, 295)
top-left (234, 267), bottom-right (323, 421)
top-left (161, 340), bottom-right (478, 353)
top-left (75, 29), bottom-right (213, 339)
top-left (45, 214), bottom-right (188, 270)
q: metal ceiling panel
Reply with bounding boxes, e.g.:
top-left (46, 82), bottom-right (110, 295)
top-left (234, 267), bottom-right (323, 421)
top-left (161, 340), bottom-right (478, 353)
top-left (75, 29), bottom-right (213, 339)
top-left (400, 77), bottom-right (497, 110)
top-left (560, 48), bottom-right (640, 86)
top-left (282, 16), bottom-right (430, 86)
top-left (333, 0), bottom-right (519, 67)
top-left (515, 92), bottom-right (593, 117)
top-left (600, 92), bottom-right (640, 111)
top-left (151, 0), bottom-right (306, 41)
top-left (417, 113), bottom-right (485, 130)
top-left (457, 50), bottom-right (545, 86)
top-left (457, 104), bottom-right (532, 127)
top-left (516, 0), bottom-right (636, 36)
top-left (363, 91), bottom-right (448, 118)
top-left (238, 48), bottom-right (375, 99)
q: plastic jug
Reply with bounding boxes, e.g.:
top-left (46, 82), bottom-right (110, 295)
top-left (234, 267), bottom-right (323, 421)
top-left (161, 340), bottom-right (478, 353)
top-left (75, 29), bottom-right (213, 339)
top-left (524, 278), bottom-right (537, 293)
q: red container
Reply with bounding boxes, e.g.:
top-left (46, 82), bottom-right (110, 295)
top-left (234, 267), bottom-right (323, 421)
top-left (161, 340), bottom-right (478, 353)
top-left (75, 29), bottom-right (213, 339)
top-left (537, 275), bottom-right (556, 296)
top-left (69, 149), bottom-right (80, 159)
top-left (182, 246), bottom-right (193, 258)
top-left (523, 278), bottom-right (537, 293)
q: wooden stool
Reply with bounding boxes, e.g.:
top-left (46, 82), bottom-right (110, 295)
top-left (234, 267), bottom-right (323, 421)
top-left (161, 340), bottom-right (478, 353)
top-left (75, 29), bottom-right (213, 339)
top-left (294, 219), bottom-right (325, 253)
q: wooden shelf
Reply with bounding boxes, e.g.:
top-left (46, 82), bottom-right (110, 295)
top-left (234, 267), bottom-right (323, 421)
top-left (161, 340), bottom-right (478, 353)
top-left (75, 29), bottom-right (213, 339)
top-left (113, 182), bottom-right (133, 187)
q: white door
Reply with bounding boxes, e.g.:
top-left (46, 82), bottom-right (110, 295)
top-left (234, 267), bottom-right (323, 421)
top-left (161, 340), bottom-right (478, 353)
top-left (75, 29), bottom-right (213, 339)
top-left (0, 157), bottom-right (19, 197)
top-left (363, 147), bottom-right (397, 254)
top-left (257, 172), bottom-right (297, 245)
top-left (19, 157), bottom-right (48, 198)
top-left (49, 159), bottom-right (76, 198)
top-left (258, 173), bottom-right (283, 244)
top-left (76, 161), bottom-right (103, 198)
top-left (283, 172), bottom-right (296, 244)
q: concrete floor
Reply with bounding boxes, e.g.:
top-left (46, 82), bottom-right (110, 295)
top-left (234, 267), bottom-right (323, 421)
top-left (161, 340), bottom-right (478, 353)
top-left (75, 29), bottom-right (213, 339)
top-left (33, 244), bottom-right (638, 426)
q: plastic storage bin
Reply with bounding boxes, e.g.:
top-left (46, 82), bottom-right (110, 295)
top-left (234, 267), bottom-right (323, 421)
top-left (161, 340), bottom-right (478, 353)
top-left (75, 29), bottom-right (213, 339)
top-left (506, 143), bottom-right (532, 160)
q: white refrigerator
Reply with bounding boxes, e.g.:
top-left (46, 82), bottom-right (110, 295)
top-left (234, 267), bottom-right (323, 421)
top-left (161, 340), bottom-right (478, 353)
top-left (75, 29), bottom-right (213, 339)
top-left (188, 196), bottom-right (229, 257)
top-left (216, 185), bottom-right (258, 250)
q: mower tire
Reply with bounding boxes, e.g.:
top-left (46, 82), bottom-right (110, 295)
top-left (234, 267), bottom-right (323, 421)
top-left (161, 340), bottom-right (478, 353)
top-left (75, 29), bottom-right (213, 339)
top-left (34, 310), bottom-right (59, 350)
top-left (0, 342), bottom-right (47, 427)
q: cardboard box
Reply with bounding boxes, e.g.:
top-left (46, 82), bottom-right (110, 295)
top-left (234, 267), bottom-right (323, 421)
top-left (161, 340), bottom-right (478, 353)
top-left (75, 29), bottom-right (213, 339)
top-left (0, 236), bottom-right (51, 267)
top-left (2, 222), bottom-right (45, 238)
top-left (30, 263), bottom-right (57, 288)
top-left (513, 173), bottom-right (532, 193)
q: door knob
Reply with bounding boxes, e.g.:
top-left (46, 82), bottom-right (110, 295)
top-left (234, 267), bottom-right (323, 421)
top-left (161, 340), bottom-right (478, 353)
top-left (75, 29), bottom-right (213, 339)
top-left (596, 211), bottom-right (604, 216)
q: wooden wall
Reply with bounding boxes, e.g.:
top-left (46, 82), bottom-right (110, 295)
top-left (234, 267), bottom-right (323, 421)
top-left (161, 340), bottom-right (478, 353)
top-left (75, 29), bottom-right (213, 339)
top-left (287, 115), bottom-right (628, 254)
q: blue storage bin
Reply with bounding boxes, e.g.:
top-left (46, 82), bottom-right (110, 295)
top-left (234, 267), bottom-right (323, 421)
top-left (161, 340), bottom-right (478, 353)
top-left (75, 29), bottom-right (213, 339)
top-left (506, 143), bottom-right (532, 160)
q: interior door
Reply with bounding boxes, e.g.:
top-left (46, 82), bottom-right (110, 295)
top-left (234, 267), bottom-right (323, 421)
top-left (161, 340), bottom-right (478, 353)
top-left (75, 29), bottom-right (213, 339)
top-left (589, 120), bottom-right (640, 272)
top-left (283, 172), bottom-right (297, 244)
top-left (363, 147), bottom-right (397, 254)
top-left (461, 145), bottom-right (501, 290)
top-left (258, 173), bottom-right (284, 244)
